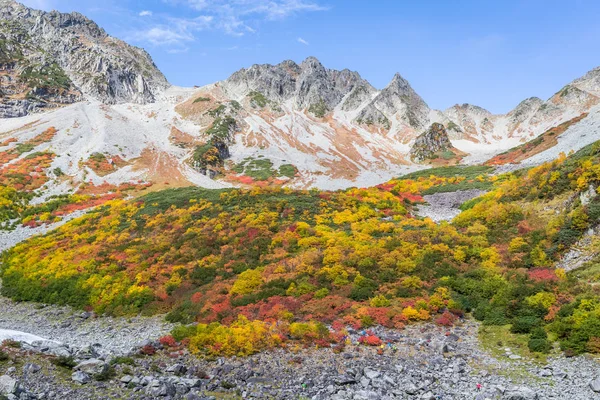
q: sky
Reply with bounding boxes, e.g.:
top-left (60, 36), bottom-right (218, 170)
top-left (19, 0), bottom-right (600, 114)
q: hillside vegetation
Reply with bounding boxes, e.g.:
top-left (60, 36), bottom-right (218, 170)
top-left (1, 142), bottom-right (600, 357)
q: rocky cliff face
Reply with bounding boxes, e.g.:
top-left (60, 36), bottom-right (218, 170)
top-left (410, 123), bottom-right (453, 162)
top-left (356, 73), bottom-right (430, 130)
top-left (0, 18), bottom-right (83, 117)
top-left (222, 57), bottom-right (370, 114)
top-left (0, 0), bottom-right (169, 117)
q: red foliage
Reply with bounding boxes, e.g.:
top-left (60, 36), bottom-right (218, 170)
top-left (528, 268), bottom-right (558, 283)
top-left (159, 335), bottom-right (178, 348)
top-left (331, 319), bottom-right (345, 332)
top-left (365, 307), bottom-right (395, 328)
top-left (358, 334), bottom-right (383, 346)
top-left (435, 311), bottom-right (457, 327)
top-left (140, 344), bottom-right (156, 355)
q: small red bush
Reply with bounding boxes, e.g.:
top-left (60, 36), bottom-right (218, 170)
top-left (159, 335), bottom-right (178, 348)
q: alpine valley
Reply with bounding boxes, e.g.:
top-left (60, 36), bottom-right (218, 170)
top-left (2, 1), bottom-right (600, 400)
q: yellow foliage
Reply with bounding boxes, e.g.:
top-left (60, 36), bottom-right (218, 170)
top-left (230, 268), bottom-right (263, 295)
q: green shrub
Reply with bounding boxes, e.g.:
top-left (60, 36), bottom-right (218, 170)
top-left (528, 338), bottom-right (551, 353)
top-left (248, 91), bottom-right (268, 108)
top-left (110, 356), bottom-right (135, 366)
top-left (510, 316), bottom-right (542, 334)
top-left (51, 355), bottom-right (77, 369)
top-left (308, 99), bottom-right (329, 118)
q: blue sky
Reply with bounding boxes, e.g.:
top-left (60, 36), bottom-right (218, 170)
top-left (21, 0), bottom-right (600, 114)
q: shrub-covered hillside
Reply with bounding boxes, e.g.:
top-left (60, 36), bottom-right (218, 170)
top-left (1, 142), bottom-right (600, 356)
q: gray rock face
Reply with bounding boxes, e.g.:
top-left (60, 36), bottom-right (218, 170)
top-left (357, 73), bottom-right (430, 130)
top-left (410, 122), bottom-right (453, 162)
top-left (74, 359), bottom-right (109, 376)
top-left (503, 386), bottom-right (538, 400)
top-left (223, 56), bottom-right (371, 112)
top-left (590, 376), bottom-right (600, 392)
top-left (71, 371), bottom-right (91, 385)
top-left (0, 375), bottom-right (19, 396)
top-left (0, 0), bottom-right (168, 117)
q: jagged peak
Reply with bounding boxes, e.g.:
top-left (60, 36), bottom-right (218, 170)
top-left (300, 56), bottom-right (323, 66)
top-left (509, 97), bottom-right (544, 115)
top-left (446, 103), bottom-right (492, 116)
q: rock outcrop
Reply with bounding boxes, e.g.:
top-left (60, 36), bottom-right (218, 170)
top-left (0, 0), bottom-right (169, 117)
top-left (410, 122), bottom-right (454, 162)
top-left (222, 56), bottom-right (371, 113)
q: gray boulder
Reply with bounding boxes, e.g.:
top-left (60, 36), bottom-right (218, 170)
top-left (74, 359), bottom-right (109, 376)
top-left (503, 386), bottom-right (538, 400)
top-left (590, 377), bottom-right (600, 393)
top-left (0, 375), bottom-right (20, 396)
top-left (72, 371), bottom-right (91, 385)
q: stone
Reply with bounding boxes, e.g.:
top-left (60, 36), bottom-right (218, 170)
top-left (590, 377), bottom-right (600, 393)
top-left (75, 359), bottom-right (109, 376)
top-left (71, 371), bottom-right (91, 385)
top-left (75, 344), bottom-right (101, 360)
top-left (146, 380), bottom-right (176, 397)
top-left (166, 363), bottom-right (188, 376)
top-left (334, 375), bottom-right (357, 385)
top-left (0, 375), bottom-right (19, 396)
top-left (363, 367), bottom-right (381, 380)
top-left (502, 386), bottom-right (538, 400)
top-left (120, 375), bottom-right (133, 384)
top-left (23, 364), bottom-right (41, 374)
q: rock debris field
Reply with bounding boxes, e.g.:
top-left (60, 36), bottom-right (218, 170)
top-left (1, 294), bottom-right (600, 399)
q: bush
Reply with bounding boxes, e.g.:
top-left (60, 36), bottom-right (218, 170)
top-left (510, 316), bottom-right (542, 334)
top-left (94, 366), bottom-right (116, 381)
top-left (528, 338), bottom-right (551, 353)
top-left (1, 339), bottom-right (21, 348)
top-left (51, 355), bottom-right (76, 369)
top-left (110, 356), bottom-right (135, 366)
top-left (0, 349), bottom-right (8, 362)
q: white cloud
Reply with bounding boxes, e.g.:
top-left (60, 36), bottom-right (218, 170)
top-left (167, 47), bottom-right (190, 54)
top-left (297, 37), bottom-right (309, 45)
top-left (139, 10), bottom-right (153, 17)
top-left (132, 27), bottom-right (193, 46)
top-left (167, 0), bottom-right (327, 35)
top-left (130, 15), bottom-right (213, 47)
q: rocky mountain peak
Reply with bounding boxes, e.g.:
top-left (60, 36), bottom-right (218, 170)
top-left (355, 72), bottom-right (430, 130)
top-left (0, 0), bottom-right (169, 117)
top-left (571, 66), bottom-right (600, 97)
top-left (223, 57), bottom-right (369, 113)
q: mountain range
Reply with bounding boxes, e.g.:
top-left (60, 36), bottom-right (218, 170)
top-left (1, 0), bottom-right (600, 195)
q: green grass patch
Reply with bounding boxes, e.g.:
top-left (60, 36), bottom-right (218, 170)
top-left (421, 180), bottom-right (493, 195)
top-left (308, 99), bottom-right (329, 118)
top-left (478, 324), bottom-right (549, 364)
top-left (193, 97), bottom-right (211, 103)
top-left (248, 91), bottom-right (268, 108)
top-left (14, 143), bottom-right (35, 154)
top-left (399, 165), bottom-right (494, 180)
top-left (278, 164), bottom-right (297, 178)
top-left (234, 157), bottom-right (277, 181)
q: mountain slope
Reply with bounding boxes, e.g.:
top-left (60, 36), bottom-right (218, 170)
top-left (0, 0), bottom-right (168, 117)
top-left (1, 1), bottom-right (600, 195)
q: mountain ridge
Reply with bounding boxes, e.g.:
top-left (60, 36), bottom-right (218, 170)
top-left (0, 0), bottom-right (600, 195)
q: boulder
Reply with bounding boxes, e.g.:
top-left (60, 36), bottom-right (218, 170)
top-left (75, 344), bottom-right (101, 360)
top-left (0, 375), bottom-right (19, 396)
top-left (75, 359), bottom-right (109, 376)
top-left (166, 363), bottom-right (187, 376)
top-left (503, 386), bottom-right (538, 400)
top-left (590, 377), bottom-right (600, 393)
top-left (72, 371), bottom-right (91, 384)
